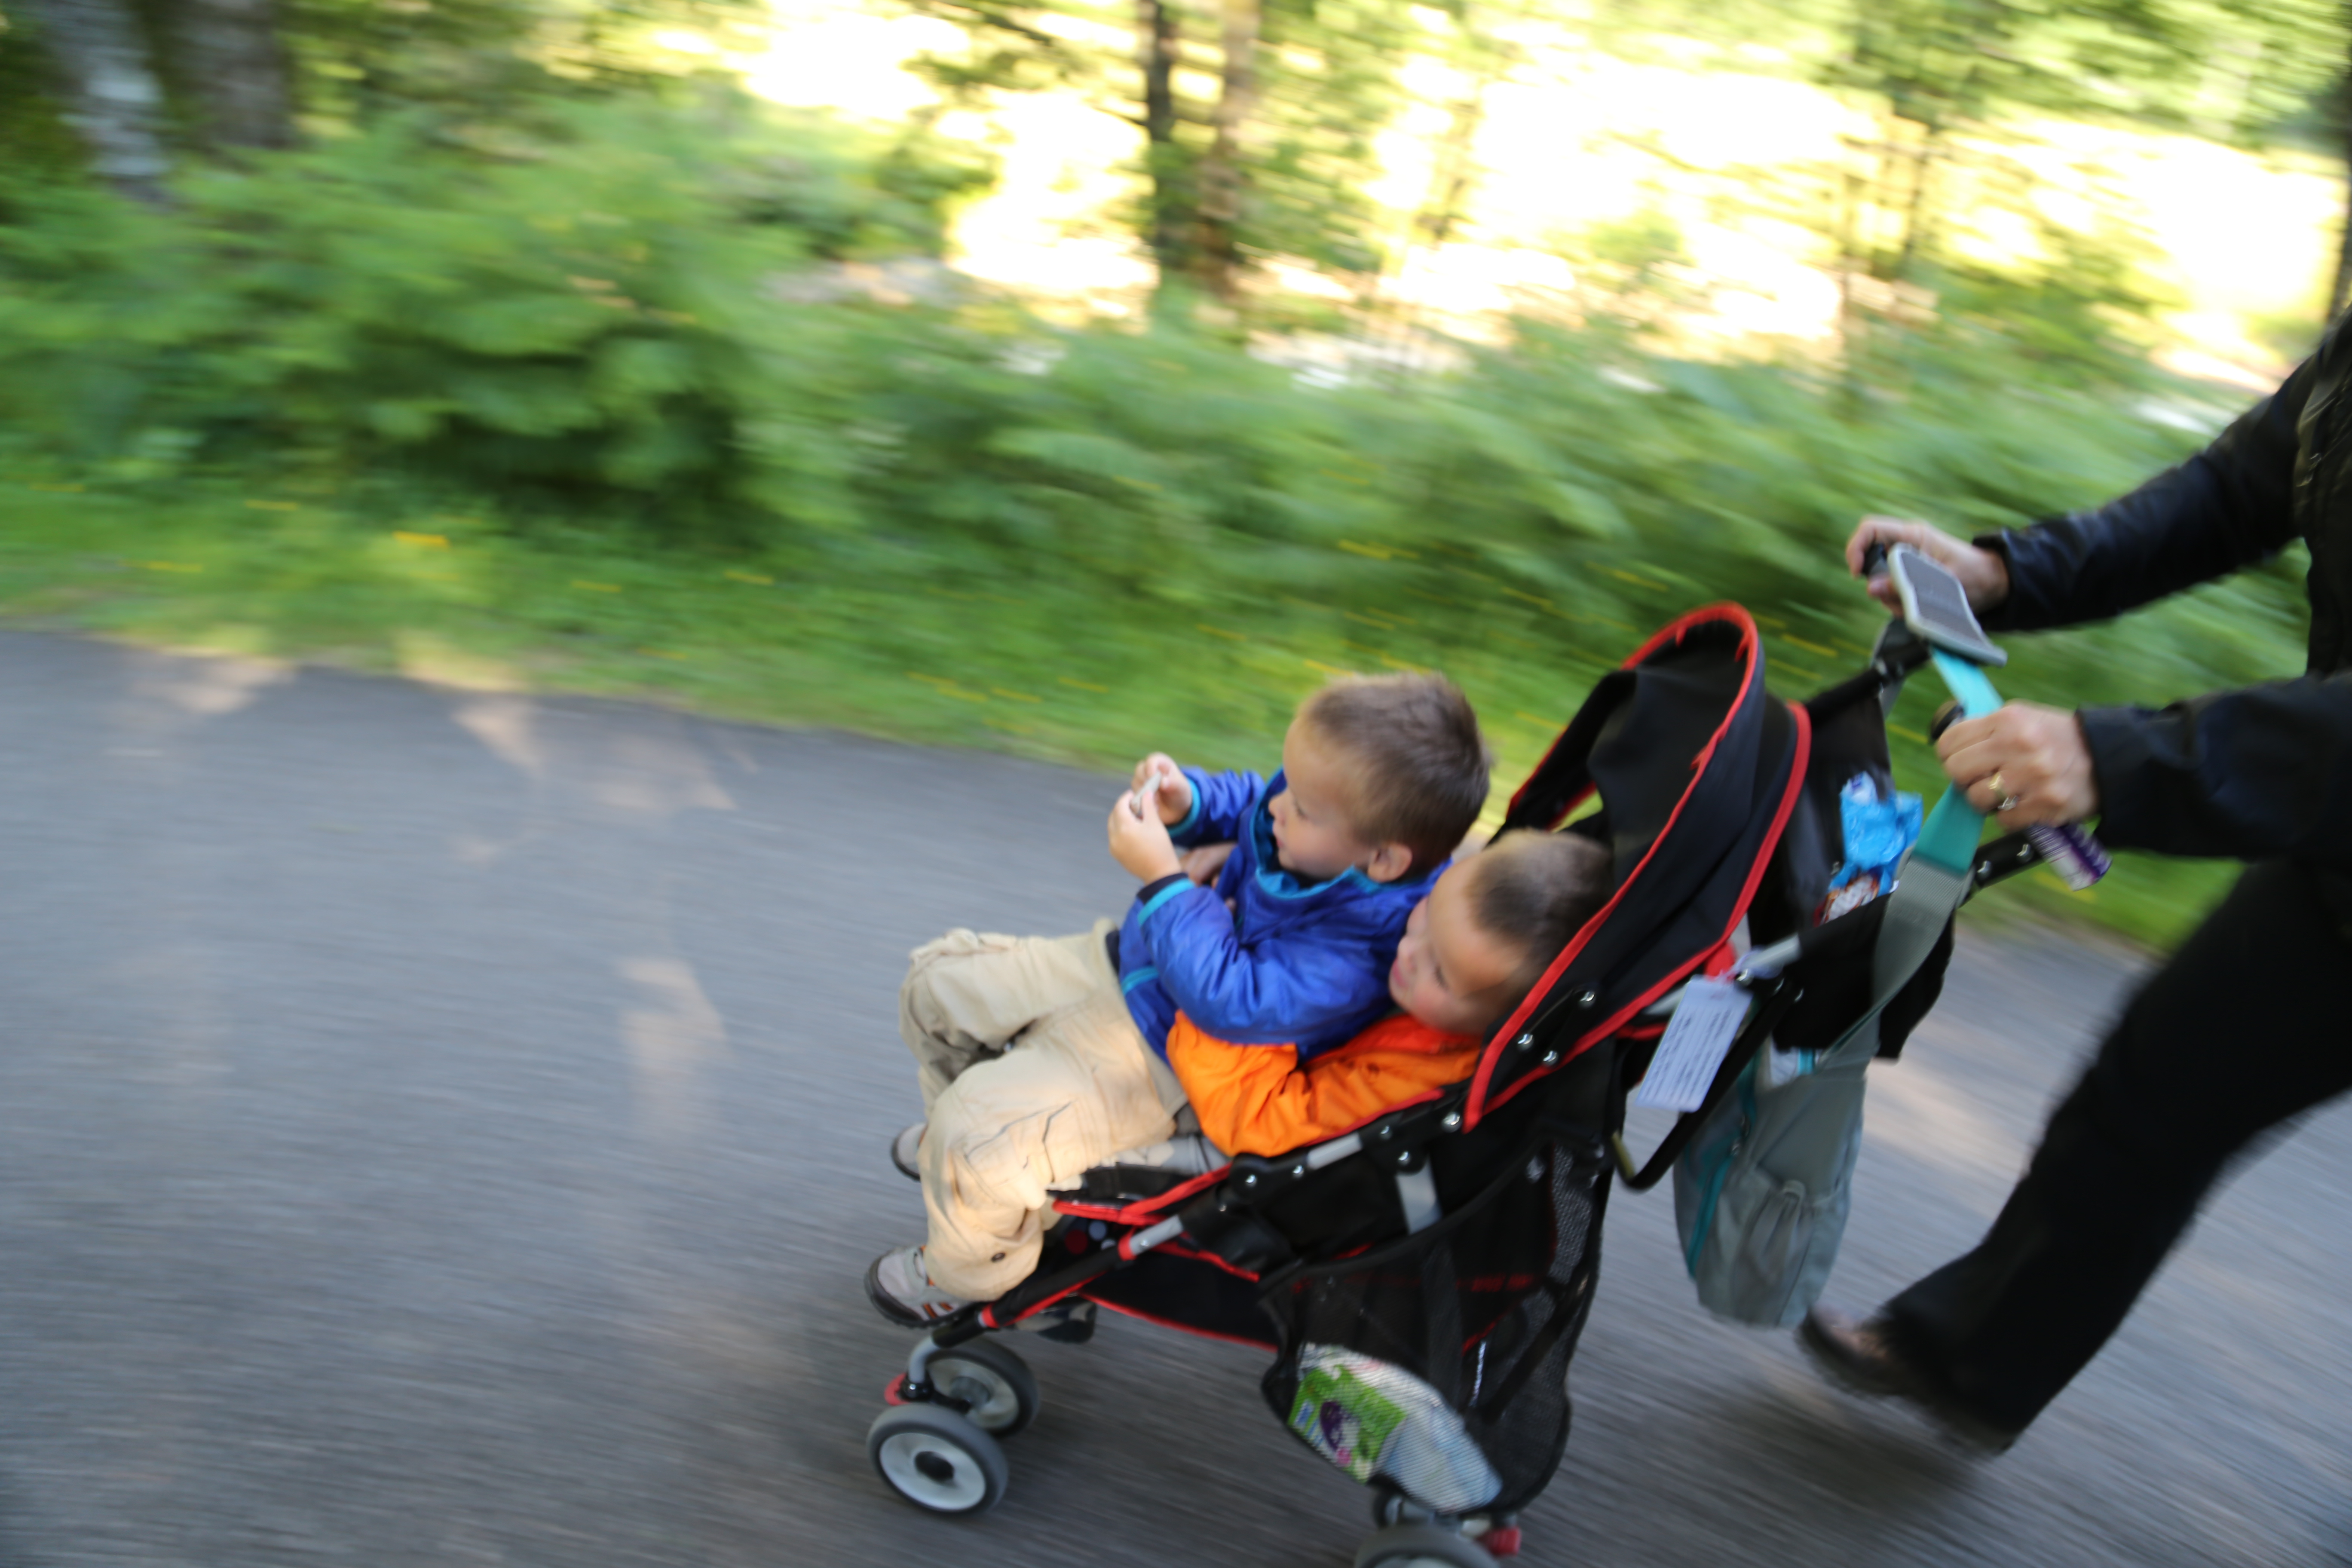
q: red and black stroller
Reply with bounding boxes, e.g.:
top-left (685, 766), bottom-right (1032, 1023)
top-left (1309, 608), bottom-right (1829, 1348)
top-left (865, 596), bottom-right (2055, 1566)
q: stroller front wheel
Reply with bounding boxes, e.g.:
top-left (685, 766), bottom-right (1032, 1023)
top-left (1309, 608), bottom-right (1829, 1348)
top-left (1353, 1523), bottom-right (1497, 1568)
top-left (867, 1406), bottom-right (1010, 1515)
top-left (925, 1337), bottom-right (1041, 1435)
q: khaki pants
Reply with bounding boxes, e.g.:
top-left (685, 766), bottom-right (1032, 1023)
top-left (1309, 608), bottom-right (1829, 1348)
top-left (900, 922), bottom-right (1187, 1299)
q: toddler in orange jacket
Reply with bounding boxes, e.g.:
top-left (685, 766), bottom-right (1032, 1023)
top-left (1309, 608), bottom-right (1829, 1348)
top-left (1167, 829), bottom-right (1612, 1156)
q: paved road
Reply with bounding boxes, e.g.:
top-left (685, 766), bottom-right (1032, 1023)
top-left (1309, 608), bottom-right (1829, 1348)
top-left (2, 631), bottom-right (2349, 1568)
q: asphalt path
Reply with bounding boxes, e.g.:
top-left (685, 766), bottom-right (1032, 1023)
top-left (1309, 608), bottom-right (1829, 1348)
top-left (3, 631), bottom-right (2349, 1568)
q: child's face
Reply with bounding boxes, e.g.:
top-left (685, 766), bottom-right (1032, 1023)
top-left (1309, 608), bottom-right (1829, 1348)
top-left (1267, 720), bottom-right (1383, 882)
top-left (1387, 863), bottom-right (1528, 1038)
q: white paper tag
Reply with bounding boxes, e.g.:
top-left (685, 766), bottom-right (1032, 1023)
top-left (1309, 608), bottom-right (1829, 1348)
top-left (1632, 977), bottom-right (1751, 1113)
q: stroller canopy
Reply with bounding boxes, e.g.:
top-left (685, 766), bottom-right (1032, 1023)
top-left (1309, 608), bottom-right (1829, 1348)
top-left (1468, 604), bottom-right (1810, 1126)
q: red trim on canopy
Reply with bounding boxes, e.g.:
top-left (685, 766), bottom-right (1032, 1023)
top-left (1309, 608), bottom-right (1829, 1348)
top-left (1504, 606), bottom-right (1740, 827)
top-left (1467, 604), bottom-right (1763, 1125)
top-left (1478, 696), bottom-right (1811, 1124)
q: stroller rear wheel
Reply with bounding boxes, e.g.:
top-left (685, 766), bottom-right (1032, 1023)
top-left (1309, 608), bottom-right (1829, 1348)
top-left (1353, 1524), bottom-right (1497, 1568)
top-left (867, 1406), bottom-right (1010, 1515)
top-left (925, 1337), bottom-right (1041, 1435)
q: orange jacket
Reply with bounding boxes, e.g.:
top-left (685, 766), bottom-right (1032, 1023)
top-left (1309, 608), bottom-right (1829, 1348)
top-left (1166, 1011), bottom-right (1482, 1157)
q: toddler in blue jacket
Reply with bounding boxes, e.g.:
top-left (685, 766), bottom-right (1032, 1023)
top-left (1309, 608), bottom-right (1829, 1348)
top-left (869, 671), bottom-right (1493, 1324)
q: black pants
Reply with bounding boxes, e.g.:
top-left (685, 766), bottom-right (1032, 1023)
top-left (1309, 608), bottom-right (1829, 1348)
top-left (1886, 858), bottom-right (2352, 1434)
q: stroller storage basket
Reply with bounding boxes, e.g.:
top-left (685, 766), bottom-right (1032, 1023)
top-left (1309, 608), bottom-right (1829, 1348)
top-left (1261, 1094), bottom-right (1611, 1515)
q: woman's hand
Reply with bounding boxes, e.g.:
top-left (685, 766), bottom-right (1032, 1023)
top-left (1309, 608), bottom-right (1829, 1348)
top-left (1847, 515), bottom-right (2012, 615)
top-left (1936, 702), bottom-right (2100, 830)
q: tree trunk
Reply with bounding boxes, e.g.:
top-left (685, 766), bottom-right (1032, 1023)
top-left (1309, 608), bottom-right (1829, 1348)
top-left (2336, 172), bottom-right (2352, 321)
top-left (1890, 126), bottom-right (1940, 283)
top-left (1372, 34), bottom-right (1503, 364)
top-left (167, 0), bottom-right (296, 151)
top-left (1137, 0), bottom-right (1187, 289)
top-left (15, 0), bottom-right (173, 202)
top-left (1833, 147), bottom-right (1868, 402)
top-left (1191, 0), bottom-right (1260, 303)
top-left (1413, 40), bottom-right (1506, 252)
top-left (2334, 26), bottom-right (2352, 320)
top-left (2333, 197), bottom-right (2352, 324)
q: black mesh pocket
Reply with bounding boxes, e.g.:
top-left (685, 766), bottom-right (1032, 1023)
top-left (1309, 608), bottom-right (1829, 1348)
top-left (1259, 1134), bottom-right (1611, 1513)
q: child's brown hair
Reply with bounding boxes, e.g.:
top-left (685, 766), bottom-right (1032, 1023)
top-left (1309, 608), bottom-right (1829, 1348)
top-left (1466, 830), bottom-right (1614, 1003)
top-left (1298, 672), bottom-right (1491, 873)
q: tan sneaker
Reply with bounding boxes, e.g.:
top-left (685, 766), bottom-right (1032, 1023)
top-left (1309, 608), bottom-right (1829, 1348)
top-left (865, 1245), bottom-right (973, 1328)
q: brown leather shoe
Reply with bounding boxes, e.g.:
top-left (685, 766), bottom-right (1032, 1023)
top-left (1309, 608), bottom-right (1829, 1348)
top-left (1798, 1304), bottom-right (2021, 1455)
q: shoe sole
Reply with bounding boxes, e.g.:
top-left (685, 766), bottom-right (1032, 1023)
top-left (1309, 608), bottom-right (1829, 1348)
top-left (890, 1126), bottom-right (924, 1183)
top-left (1798, 1317), bottom-right (2018, 1456)
top-left (1797, 1315), bottom-right (1900, 1400)
top-left (863, 1254), bottom-right (938, 1330)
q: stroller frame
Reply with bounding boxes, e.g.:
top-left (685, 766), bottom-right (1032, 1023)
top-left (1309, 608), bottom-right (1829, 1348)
top-left (867, 601), bottom-right (2049, 1566)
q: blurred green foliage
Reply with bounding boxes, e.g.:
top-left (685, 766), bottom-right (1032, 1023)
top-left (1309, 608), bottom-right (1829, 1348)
top-left (0, 94), bottom-right (995, 539)
top-left (0, 95), bottom-right (2311, 950)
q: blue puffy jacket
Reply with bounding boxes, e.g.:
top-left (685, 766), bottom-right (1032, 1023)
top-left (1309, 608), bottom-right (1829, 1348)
top-left (1117, 766), bottom-right (1440, 1063)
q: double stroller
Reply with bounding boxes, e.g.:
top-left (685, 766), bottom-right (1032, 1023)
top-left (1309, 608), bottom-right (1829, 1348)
top-left (865, 599), bottom-right (2050, 1565)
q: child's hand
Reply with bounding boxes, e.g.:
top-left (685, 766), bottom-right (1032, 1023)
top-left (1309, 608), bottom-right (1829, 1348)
top-left (1128, 753), bottom-right (1193, 826)
top-left (1108, 790), bottom-right (1185, 882)
top-left (1180, 841), bottom-right (1236, 887)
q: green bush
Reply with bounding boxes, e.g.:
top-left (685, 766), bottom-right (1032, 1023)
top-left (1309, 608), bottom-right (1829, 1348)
top-left (0, 92), bottom-right (993, 540)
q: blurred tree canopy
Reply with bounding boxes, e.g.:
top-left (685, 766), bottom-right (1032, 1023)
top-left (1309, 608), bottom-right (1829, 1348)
top-left (0, 95), bottom-right (994, 537)
top-left (1586, 0), bottom-right (2349, 341)
top-left (7, 0), bottom-right (2349, 328)
top-left (891, 0), bottom-right (1415, 305)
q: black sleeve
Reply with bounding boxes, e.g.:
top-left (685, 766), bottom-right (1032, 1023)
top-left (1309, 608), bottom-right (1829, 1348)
top-left (1972, 353), bottom-right (2315, 633)
top-left (1135, 873), bottom-right (1189, 905)
top-left (2082, 672), bottom-right (2352, 872)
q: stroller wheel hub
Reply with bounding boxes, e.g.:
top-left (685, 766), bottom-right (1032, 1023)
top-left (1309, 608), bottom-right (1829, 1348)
top-left (867, 1405), bottom-right (1011, 1515)
top-left (1353, 1522), bottom-right (1500, 1567)
top-left (924, 1339), bottom-right (1041, 1435)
